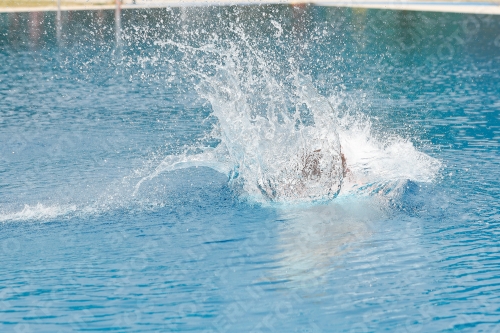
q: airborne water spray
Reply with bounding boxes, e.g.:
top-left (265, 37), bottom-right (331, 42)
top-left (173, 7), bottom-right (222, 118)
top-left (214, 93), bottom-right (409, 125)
top-left (137, 18), bottom-right (441, 205)
top-left (142, 24), bottom-right (349, 203)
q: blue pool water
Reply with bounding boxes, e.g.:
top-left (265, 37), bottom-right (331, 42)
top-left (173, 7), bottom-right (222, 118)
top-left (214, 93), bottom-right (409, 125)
top-left (1, 6), bottom-right (500, 332)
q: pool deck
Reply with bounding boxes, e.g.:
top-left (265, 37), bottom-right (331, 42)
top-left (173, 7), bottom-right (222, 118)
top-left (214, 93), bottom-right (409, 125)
top-left (1, 0), bottom-right (499, 14)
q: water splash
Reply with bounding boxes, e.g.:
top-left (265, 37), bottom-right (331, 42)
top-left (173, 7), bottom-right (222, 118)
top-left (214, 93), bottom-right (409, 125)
top-left (0, 203), bottom-right (78, 223)
top-left (337, 115), bottom-right (442, 198)
top-left (134, 26), bottom-right (441, 205)
top-left (0, 11), bottom-right (443, 222)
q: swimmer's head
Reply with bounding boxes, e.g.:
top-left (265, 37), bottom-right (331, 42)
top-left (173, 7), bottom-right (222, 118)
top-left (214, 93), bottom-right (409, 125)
top-left (257, 147), bottom-right (345, 202)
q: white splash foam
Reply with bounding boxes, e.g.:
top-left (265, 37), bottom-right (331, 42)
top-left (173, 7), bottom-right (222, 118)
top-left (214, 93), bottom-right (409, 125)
top-left (138, 30), bottom-right (442, 204)
top-left (337, 116), bottom-right (442, 197)
top-left (0, 203), bottom-right (78, 223)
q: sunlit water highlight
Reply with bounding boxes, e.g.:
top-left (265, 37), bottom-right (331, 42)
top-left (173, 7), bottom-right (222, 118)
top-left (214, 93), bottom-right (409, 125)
top-left (1, 6), bottom-right (499, 332)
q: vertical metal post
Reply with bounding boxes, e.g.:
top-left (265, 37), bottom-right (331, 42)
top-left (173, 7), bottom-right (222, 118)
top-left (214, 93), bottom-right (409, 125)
top-left (115, 0), bottom-right (121, 46)
top-left (56, 0), bottom-right (62, 43)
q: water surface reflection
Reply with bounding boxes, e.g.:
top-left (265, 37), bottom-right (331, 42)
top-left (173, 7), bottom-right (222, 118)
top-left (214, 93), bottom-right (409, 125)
top-left (275, 197), bottom-right (386, 287)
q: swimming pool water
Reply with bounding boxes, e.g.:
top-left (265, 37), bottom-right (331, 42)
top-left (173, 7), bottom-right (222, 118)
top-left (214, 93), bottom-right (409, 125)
top-left (1, 6), bottom-right (500, 332)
